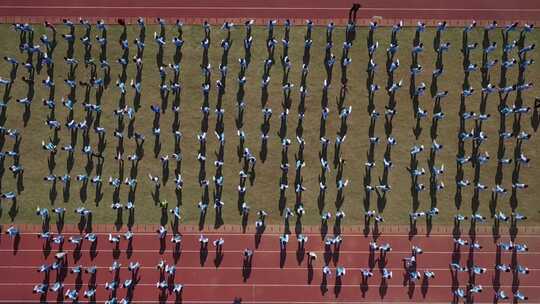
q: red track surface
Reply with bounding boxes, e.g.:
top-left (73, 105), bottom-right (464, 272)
top-left (0, 2), bottom-right (539, 303)
top-left (0, 0), bottom-right (539, 25)
top-left (0, 225), bottom-right (539, 303)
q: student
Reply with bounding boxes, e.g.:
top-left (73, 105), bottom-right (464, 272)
top-left (379, 243), bottom-right (392, 252)
top-left (424, 270), bottom-right (435, 278)
top-left (450, 263), bottom-right (468, 272)
top-left (157, 226), bottom-right (167, 239)
top-left (471, 266), bottom-right (486, 275)
top-left (85, 233), bottom-right (97, 242)
top-left (199, 234), bottom-right (209, 246)
top-left (38, 264), bottom-right (51, 273)
top-left (516, 265), bottom-right (530, 275)
top-left (65, 289), bottom-right (78, 301)
top-left (165, 264), bottom-right (176, 275)
top-left (109, 234), bottom-right (120, 243)
top-left (122, 279), bottom-right (134, 289)
top-left (361, 269), bottom-right (373, 278)
top-left (128, 261), bottom-right (140, 273)
top-left (121, 230), bottom-right (132, 241)
top-left (213, 238), bottom-right (225, 248)
top-left (173, 284), bottom-right (183, 294)
top-left (85, 266), bottom-right (97, 274)
top-left (469, 241), bottom-right (482, 250)
top-left (297, 234), bottom-right (308, 247)
top-left (50, 281), bottom-right (64, 292)
top-left (454, 288), bottom-right (466, 298)
top-left (243, 248), bottom-right (253, 259)
top-left (412, 245), bottom-right (423, 255)
top-left (322, 266), bottom-right (331, 276)
top-left (83, 288), bottom-right (96, 298)
top-left (336, 266), bottom-right (346, 277)
top-left (156, 280), bottom-right (168, 290)
top-left (514, 243), bottom-right (528, 252)
top-left (453, 238), bottom-right (468, 246)
top-left (409, 271), bottom-right (421, 281)
top-left (454, 214), bottom-right (468, 222)
top-left (496, 264), bottom-right (511, 272)
top-left (307, 251), bottom-right (317, 262)
top-left (498, 242), bottom-right (513, 251)
top-left (171, 234), bottom-right (182, 244)
top-left (279, 234), bottom-right (289, 249)
top-left (5, 226), bottom-right (19, 238)
top-left (514, 291), bottom-right (528, 300)
top-left (109, 261), bottom-right (121, 272)
top-left (321, 211), bottom-right (331, 221)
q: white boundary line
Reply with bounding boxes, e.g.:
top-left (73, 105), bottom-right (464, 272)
top-left (0, 249), bottom-right (534, 254)
top-left (12, 231), bottom-right (540, 237)
top-left (1, 265), bottom-right (539, 271)
top-left (0, 282), bottom-right (537, 288)
top-left (0, 6), bottom-right (538, 12)
top-left (0, 301), bottom-right (509, 304)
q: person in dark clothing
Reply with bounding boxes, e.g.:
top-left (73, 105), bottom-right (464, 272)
top-left (348, 3), bottom-right (361, 23)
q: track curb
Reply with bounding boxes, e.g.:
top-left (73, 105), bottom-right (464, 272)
top-left (4, 223), bottom-right (540, 235)
top-left (1, 16), bottom-right (538, 27)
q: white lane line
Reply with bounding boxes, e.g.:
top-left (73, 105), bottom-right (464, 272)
top-left (0, 249), bottom-right (533, 254)
top-left (0, 265), bottom-right (539, 271)
top-left (12, 232), bottom-right (540, 237)
top-left (0, 282), bottom-right (536, 288)
top-left (0, 302), bottom-right (513, 304)
top-left (0, 6), bottom-right (539, 12)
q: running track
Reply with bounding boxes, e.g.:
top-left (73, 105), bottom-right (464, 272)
top-left (0, 224), bottom-right (539, 303)
top-left (1, 2), bottom-right (540, 302)
top-left (0, 0), bottom-right (539, 25)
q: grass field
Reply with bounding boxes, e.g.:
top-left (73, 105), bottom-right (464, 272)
top-left (0, 22), bottom-right (538, 227)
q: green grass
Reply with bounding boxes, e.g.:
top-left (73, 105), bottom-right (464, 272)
top-left (0, 23), bottom-right (539, 227)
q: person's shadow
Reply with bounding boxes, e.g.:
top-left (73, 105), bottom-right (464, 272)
top-left (127, 209), bottom-right (135, 230)
top-left (158, 289), bottom-right (168, 304)
top-left (42, 238), bottom-right (52, 257)
top-left (242, 213), bottom-right (249, 233)
top-left (8, 199), bottom-right (19, 222)
top-left (174, 290), bottom-right (182, 304)
top-left (200, 243), bottom-right (208, 266)
top-left (173, 242), bottom-right (182, 264)
top-left (89, 238), bottom-right (98, 260)
top-left (214, 249), bottom-right (224, 268)
top-left (279, 247), bottom-right (287, 268)
top-left (12, 233), bottom-right (21, 254)
top-left (360, 276), bottom-right (369, 297)
top-left (421, 276), bottom-right (429, 298)
top-left (73, 242), bottom-right (83, 262)
top-left (214, 206), bottom-right (224, 229)
top-left (334, 275), bottom-right (342, 297)
top-left (320, 219), bottom-right (328, 240)
top-left (532, 101), bottom-right (539, 131)
top-left (112, 241), bottom-right (121, 260)
top-left (114, 208), bottom-right (123, 231)
top-left (307, 259), bottom-right (314, 284)
top-left (408, 218), bottom-right (418, 240)
top-left (233, 297), bottom-right (242, 304)
top-left (159, 237), bottom-right (166, 255)
top-left (198, 209), bottom-right (207, 231)
top-left (254, 225), bottom-right (265, 249)
top-left (126, 237), bottom-right (133, 259)
top-left (242, 257), bottom-right (252, 282)
top-left (296, 243), bottom-right (305, 265)
top-left (407, 281), bottom-right (416, 298)
top-left (379, 278), bottom-right (388, 299)
top-left (320, 273), bottom-right (328, 295)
